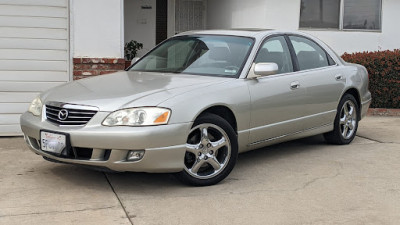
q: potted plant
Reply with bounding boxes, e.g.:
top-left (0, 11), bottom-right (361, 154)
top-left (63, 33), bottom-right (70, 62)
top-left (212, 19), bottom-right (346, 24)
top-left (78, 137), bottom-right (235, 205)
top-left (124, 40), bottom-right (143, 68)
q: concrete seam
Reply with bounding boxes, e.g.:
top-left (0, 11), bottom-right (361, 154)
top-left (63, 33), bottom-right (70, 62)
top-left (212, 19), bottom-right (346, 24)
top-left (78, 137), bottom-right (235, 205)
top-left (356, 135), bottom-right (384, 143)
top-left (103, 173), bottom-right (134, 225)
top-left (1, 206), bottom-right (116, 217)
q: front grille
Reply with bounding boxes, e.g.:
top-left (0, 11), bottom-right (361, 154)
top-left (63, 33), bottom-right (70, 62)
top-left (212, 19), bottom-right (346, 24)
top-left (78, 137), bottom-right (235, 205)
top-left (46, 104), bottom-right (98, 126)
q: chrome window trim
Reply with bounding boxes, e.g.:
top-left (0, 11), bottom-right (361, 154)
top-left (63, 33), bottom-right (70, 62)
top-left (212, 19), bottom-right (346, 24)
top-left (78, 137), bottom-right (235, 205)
top-left (251, 64), bottom-right (340, 81)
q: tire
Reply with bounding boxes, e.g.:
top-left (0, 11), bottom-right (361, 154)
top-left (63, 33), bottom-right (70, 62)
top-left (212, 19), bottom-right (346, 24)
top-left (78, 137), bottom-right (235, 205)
top-left (324, 94), bottom-right (359, 145)
top-left (175, 113), bottom-right (238, 186)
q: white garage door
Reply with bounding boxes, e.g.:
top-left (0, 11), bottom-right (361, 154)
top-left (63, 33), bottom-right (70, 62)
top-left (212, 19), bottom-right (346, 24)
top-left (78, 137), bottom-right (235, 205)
top-left (0, 0), bottom-right (70, 136)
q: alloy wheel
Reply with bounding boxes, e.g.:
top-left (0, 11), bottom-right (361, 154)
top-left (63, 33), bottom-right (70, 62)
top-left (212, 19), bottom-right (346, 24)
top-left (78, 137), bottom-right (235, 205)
top-left (339, 100), bottom-right (357, 139)
top-left (184, 123), bottom-right (231, 179)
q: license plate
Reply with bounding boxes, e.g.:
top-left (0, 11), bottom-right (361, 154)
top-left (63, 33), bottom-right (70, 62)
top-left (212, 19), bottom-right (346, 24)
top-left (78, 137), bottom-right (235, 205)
top-left (40, 131), bottom-right (66, 154)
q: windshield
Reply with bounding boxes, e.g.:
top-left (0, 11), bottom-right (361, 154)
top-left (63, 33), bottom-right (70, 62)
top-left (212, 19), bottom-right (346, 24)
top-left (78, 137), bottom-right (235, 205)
top-left (130, 35), bottom-right (254, 78)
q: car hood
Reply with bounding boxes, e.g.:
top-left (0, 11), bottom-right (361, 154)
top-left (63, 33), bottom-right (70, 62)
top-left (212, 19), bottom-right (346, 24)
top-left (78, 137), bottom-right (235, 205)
top-left (42, 71), bottom-right (231, 111)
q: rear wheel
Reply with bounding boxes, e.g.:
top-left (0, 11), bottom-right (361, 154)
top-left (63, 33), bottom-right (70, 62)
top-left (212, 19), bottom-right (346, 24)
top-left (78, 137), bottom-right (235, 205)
top-left (324, 94), bottom-right (359, 145)
top-left (175, 113), bottom-right (238, 186)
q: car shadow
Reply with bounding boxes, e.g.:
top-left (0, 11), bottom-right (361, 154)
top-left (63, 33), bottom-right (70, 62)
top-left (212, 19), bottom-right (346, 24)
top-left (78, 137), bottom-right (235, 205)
top-left (237, 134), bottom-right (326, 167)
top-left (48, 134), bottom-right (329, 192)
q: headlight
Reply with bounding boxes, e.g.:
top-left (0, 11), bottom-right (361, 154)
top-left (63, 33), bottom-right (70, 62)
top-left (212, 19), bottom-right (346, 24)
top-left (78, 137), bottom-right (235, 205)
top-left (28, 96), bottom-right (43, 116)
top-left (102, 107), bottom-right (171, 126)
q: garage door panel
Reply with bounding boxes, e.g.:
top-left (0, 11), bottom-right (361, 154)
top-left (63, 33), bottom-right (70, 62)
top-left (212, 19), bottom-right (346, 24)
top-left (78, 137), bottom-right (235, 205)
top-left (0, 92), bottom-right (39, 102)
top-left (0, 114), bottom-right (21, 125)
top-left (0, 1), bottom-right (68, 136)
top-left (0, 38), bottom-right (67, 50)
top-left (0, 71), bottom-right (69, 82)
top-left (0, 81), bottom-right (64, 92)
top-left (0, 124), bottom-right (22, 135)
top-left (0, 5), bottom-right (67, 18)
top-left (0, 49), bottom-right (67, 61)
top-left (0, 103), bottom-right (30, 113)
top-left (0, 0), bottom-right (67, 7)
top-left (0, 27), bottom-right (67, 39)
top-left (0, 60), bottom-right (67, 71)
top-left (0, 16), bottom-right (67, 29)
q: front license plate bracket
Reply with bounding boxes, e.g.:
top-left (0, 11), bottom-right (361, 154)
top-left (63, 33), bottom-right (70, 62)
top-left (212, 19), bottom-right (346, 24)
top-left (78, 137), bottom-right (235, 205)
top-left (40, 130), bottom-right (72, 157)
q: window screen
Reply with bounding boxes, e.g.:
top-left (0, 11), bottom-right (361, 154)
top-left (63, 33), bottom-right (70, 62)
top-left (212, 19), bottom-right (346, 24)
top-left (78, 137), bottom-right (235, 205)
top-left (299, 0), bottom-right (382, 31)
top-left (300, 0), bottom-right (340, 29)
top-left (343, 0), bottom-right (382, 30)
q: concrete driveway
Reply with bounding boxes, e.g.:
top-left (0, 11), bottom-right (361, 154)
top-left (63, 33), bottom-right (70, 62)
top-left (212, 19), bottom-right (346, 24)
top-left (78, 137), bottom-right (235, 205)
top-left (1, 116), bottom-right (400, 225)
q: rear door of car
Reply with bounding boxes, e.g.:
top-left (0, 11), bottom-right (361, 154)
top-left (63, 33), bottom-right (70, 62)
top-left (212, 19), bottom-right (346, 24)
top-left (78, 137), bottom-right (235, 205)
top-left (247, 35), bottom-right (310, 146)
top-left (287, 35), bottom-right (346, 129)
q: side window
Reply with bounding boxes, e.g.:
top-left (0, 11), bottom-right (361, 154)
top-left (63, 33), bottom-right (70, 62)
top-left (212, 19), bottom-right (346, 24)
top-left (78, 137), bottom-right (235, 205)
top-left (289, 36), bottom-right (330, 70)
top-left (254, 36), bottom-right (293, 74)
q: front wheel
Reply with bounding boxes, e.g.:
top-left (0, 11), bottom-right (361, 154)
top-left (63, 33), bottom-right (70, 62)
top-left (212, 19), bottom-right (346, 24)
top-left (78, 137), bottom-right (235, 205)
top-left (324, 94), bottom-right (359, 145)
top-left (175, 113), bottom-right (238, 186)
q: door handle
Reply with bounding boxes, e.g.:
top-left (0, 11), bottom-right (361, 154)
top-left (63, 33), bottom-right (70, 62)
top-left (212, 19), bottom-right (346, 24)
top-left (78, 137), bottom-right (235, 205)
top-left (290, 81), bottom-right (300, 90)
top-left (335, 74), bottom-right (344, 80)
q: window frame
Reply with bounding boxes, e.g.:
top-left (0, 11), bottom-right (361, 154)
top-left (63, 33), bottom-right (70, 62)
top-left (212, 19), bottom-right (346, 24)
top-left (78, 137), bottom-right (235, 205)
top-left (298, 0), bottom-right (382, 32)
top-left (288, 34), bottom-right (337, 71)
top-left (253, 35), bottom-right (296, 74)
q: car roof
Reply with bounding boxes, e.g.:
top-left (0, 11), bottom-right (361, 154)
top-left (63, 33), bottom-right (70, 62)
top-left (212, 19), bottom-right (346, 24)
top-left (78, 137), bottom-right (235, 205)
top-left (176, 29), bottom-right (278, 38)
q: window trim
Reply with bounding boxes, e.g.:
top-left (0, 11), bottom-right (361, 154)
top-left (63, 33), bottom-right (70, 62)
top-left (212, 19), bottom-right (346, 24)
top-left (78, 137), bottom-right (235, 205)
top-left (298, 0), bottom-right (382, 32)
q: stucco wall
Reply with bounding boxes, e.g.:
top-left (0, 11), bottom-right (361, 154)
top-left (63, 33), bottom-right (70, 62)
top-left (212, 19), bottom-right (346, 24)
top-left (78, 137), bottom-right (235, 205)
top-left (71, 0), bottom-right (124, 58)
top-left (207, 0), bottom-right (399, 54)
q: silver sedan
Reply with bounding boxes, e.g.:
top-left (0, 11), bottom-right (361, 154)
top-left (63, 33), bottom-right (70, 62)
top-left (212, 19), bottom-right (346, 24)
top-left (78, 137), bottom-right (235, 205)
top-left (20, 30), bottom-right (371, 186)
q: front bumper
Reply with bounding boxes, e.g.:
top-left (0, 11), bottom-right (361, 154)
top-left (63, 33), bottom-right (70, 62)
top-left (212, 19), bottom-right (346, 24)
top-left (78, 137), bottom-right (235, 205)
top-left (20, 112), bottom-right (192, 173)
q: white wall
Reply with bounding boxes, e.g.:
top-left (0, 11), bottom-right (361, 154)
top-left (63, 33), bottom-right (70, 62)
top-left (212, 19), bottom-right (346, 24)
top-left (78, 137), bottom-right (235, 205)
top-left (207, 0), bottom-right (297, 30)
top-left (207, 0), bottom-right (400, 54)
top-left (71, 0), bottom-right (124, 58)
top-left (124, 0), bottom-right (156, 57)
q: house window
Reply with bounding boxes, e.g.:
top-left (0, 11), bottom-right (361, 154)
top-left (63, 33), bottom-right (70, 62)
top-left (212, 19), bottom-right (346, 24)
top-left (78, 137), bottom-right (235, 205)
top-left (343, 0), bottom-right (381, 30)
top-left (299, 0), bottom-right (382, 31)
top-left (300, 0), bottom-right (340, 29)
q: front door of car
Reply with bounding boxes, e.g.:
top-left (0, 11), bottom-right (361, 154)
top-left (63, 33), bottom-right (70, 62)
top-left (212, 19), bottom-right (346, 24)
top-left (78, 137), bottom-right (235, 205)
top-left (247, 35), bottom-right (310, 146)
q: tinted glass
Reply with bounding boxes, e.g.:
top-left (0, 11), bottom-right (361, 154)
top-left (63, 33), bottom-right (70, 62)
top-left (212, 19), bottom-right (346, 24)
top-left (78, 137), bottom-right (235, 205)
top-left (343, 0), bottom-right (382, 30)
top-left (289, 36), bottom-right (329, 70)
top-left (300, 0), bottom-right (340, 29)
top-left (255, 36), bottom-right (293, 74)
top-left (130, 35), bottom-right (254, 77)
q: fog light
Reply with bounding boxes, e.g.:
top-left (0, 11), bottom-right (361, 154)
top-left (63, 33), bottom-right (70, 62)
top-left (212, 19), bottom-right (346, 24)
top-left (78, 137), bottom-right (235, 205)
top-left (127, 150), bottom-right (145, 161)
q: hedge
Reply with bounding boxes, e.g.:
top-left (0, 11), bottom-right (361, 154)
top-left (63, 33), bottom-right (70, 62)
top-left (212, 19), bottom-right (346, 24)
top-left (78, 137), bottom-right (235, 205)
top-left (341, 49), bottom-right (400, 109)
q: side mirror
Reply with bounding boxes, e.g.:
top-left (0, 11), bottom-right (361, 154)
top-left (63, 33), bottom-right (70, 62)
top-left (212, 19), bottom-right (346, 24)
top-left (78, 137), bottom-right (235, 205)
top-left (131, 57), bottom-right (140, 66)
top-left (254, 63), bottom-right (278, 76)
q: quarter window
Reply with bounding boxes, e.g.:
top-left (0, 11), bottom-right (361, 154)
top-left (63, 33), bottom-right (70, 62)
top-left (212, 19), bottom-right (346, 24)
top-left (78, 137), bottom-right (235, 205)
top-left (254, 36), bottom-right (293, 74)
top-left (299, 0), bottom-right (382, 31)
top-left (289, 36), bottom-right (330, 70)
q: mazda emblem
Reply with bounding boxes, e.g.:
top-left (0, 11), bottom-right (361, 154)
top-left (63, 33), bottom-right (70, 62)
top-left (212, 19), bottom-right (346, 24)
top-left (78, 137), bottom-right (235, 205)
top-left (58, 109), bottom-right (69, 120)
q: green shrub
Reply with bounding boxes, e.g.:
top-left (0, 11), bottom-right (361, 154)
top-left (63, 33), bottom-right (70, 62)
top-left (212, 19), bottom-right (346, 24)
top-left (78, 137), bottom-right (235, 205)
top-left (342, 49), bottom-right (400, 109)
top-left (124, 40), bottom-right (143, 60)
